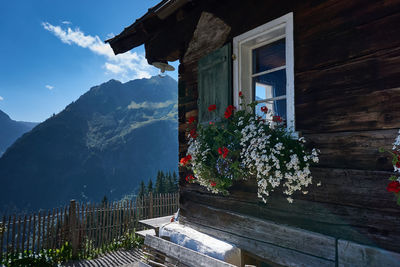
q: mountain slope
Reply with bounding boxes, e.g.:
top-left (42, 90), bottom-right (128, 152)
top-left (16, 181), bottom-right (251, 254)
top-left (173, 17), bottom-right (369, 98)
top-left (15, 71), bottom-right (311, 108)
top-left (0, 110), bottom-right (37, 156)
top-left (0, 76), bottom-right (178, 214)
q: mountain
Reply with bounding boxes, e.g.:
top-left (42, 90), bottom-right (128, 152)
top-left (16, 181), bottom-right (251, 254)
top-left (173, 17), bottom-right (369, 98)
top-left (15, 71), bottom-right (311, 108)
top-left (0, 76), bottom-right (178, 214)
top-left (0, 110), bottom-right (37, 156)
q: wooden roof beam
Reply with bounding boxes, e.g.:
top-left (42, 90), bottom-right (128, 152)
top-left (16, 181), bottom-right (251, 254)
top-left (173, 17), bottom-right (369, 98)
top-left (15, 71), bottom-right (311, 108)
top-left (105, 0), bottom-right (191, 56)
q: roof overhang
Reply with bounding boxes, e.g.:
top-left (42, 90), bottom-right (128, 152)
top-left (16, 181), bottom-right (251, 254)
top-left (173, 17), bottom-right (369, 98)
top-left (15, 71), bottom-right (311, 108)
top-left (106, 0), bottom-right (189, 55)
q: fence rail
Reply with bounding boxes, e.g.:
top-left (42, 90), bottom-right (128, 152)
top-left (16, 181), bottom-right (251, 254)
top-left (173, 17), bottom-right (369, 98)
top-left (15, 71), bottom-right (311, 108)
top-left (0, 192), bottom-right (179, 261)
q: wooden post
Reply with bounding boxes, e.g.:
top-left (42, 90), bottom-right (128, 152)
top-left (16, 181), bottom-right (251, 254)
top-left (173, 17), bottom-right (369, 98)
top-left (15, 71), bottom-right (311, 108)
top-left (149, 192), bottom-right (153, 219)
top-left (41, 212), bottom-right (45, 252)
top-left (27, 214), bottom-right (31, 253)
top-left (96, 205), bottom-right (101, 249)
top-left (0, 216), bottom-right (5, 260)
top-left (89, 204), bottom-right (95, 253)
top-left (100, 203), bottom-right (106, 250)
top-left (55, 208), bottom-right (60, 249)
top-left (82, 204), bottom-right (87, 258)
top-left (129, 200), bottom-right (133, 230)
top-left (111, 202), bottom-right (117, 243)
top-left (79, 203), bottom-right (84, 253)
top-left (50, 209), bottom-right (55, 250)
top-left (69, 200), bottom-right (78, 258)
top-left (21, 215), bottom-right (27, 256)
top-left (16, 216), bottom-right (21, 255)
top-left (11, 215), bottom-right (16, 255)
top-left (32, 214), bottom-right (36, 253)
top-left (136, 197), bottom-right (140, 222)
top-left (45, 211), bottom-right (50, 250)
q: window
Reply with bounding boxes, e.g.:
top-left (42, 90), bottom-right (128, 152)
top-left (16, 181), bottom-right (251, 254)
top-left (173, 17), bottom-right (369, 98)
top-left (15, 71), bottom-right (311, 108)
top-left (233, 13), bottom-right (295, 132)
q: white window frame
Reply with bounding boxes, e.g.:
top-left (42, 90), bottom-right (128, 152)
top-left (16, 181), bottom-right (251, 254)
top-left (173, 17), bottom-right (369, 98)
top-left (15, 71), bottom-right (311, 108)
top-left (233, 12), bottom-right (296, 133)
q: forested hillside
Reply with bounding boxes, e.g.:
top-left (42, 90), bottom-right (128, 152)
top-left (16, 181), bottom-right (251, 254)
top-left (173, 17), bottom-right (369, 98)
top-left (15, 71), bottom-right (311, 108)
top-left (0, 76), bottom-right (178, 214)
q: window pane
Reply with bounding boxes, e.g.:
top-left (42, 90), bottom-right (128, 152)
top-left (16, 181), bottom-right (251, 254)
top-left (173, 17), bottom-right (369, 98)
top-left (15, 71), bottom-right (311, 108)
top-left (252, 38), bottom-right (285, 73)
top-left (254, 69), bottom-right (286, 100)
top-left (273, 99), bottom-right (287, 120)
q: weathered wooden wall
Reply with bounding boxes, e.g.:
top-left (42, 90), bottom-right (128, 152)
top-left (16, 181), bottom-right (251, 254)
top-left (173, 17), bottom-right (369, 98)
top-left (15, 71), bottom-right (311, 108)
top-left (164, 0), bottom-right (400, 260)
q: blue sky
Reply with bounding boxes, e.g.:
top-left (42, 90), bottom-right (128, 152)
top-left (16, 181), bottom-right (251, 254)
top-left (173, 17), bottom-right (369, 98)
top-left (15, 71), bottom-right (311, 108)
top-left (0, 0), bottom-right (178, 122)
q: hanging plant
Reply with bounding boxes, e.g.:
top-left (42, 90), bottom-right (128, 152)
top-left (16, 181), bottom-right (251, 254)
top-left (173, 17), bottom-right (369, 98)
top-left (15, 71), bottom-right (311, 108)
top-left (181, 92), bottom-right (320, 203)
top-left (380, 130), bottom-right (400, 205)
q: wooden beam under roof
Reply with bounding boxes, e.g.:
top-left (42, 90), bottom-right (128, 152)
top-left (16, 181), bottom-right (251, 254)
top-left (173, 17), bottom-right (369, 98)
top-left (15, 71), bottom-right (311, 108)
top-left (105, 0), bottom-right (189, 55)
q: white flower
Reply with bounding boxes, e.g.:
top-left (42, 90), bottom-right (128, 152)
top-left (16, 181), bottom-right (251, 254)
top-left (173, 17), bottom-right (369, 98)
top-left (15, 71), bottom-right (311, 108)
top-left (187, 109), bottom-right (319, 202)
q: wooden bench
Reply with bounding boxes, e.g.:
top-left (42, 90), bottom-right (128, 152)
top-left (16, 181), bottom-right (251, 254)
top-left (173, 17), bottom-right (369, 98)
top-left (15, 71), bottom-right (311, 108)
top-left (136, 228), bottom-right (156, 239)
top-left (136, 215), bottom-right (172, 238)
top-left (141, 235), bottom-right (236, 267)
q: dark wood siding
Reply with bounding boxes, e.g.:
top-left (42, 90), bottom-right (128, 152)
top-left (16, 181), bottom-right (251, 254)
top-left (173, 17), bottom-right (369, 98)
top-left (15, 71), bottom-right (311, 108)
top-left (174, 0), bottom-right (400, 256)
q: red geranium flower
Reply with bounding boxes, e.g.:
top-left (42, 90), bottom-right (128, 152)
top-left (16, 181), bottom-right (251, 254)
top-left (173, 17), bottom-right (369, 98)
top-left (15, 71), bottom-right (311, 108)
top-left (273, 115), bottom-right (283, 122)
top-left (227, 105), bottom-right (236, 111)
top-left (208, 104), bottom-right (217, 111)
top-left (222, 147), bottom-right (229, 158)
top-left (209, 121), bottom-right (215, 125)
top-left (387, 181), bottom-right (400, 193)
top-left (210, 181), bottom-right (217, 187)
top-left (185, 174), bottom-right (196, 182)
top-left (239, 91), bottom-right (243, 97)
top-left (187, 116), bottom-right (196, 124)
top-left (261, 106), bottom-right (268, 113)
top-left (224, 105), bottom-right (236, 119)
top-left (396, 155), bottom-right (400, 168)
top-left (224, 110), bottom-right (232, 119)
top-left (218, 147), bottom-right (229, 158)
top-left (189, 128), bottom-right (198, 139)
top-left (180, 155), bottom-right (192, 166)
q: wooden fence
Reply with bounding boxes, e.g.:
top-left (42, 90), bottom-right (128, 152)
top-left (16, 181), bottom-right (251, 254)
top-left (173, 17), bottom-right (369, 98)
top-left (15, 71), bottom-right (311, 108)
top-left (0, 192), bottom-right (179, 261)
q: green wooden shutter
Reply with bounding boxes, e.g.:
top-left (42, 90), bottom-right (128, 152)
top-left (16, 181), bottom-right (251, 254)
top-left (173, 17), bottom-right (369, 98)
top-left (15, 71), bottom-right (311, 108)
top-left (198, 43), bottom-right (232, 123)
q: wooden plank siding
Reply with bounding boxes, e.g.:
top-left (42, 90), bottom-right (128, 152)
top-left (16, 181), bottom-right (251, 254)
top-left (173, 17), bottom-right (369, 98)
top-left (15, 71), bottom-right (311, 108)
top-left (304, 130), bottom-right (398, 171)
top-left (180, 208), bottom-right (336, 267)
top-left (171, 0), bottom-right (400, 260)
top-left (338, 239), bottom-right (400, 267)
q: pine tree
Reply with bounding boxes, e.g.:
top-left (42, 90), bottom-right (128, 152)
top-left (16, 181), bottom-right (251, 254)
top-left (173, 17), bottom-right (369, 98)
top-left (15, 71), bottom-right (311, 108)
top-left (166, 172), bottom-right (173, 193)
top-left (138, 180), bottom-right (146, 198)
top-left (101, 195), bottom-right (108, 206)
top-left (172, 171), bottom-right (178, 192)
top-left (147, 179), bottom-right (153, 194)
top-left (155, 171), bottom-right (165, 193)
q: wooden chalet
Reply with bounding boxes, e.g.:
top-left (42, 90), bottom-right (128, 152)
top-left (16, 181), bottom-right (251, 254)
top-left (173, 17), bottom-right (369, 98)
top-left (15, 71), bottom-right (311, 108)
top-left (107, 0), bottom-right (400, 266)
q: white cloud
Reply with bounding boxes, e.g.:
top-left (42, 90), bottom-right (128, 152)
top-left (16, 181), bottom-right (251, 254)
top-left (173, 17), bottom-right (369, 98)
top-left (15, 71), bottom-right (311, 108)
top-left (61, 21), bottom-right (72, 25)
top-left (128, 100), bottom-right (175, 110)
top-left (0, 96), bottom-right (3, 101)
top-left (42, 22), bottom-right (156, 81)
top-left (104, 62), bottom-right (125, 74)
top-left (45, 85), bottom-right (54, 90)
